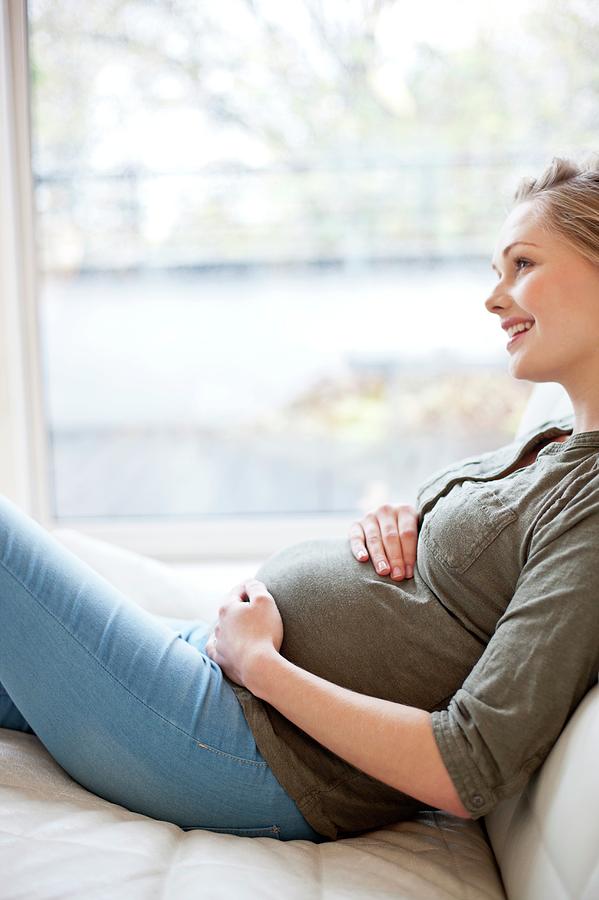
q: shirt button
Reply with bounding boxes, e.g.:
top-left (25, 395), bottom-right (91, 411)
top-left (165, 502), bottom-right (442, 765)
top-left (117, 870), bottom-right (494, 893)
top-left (471, 795), bottom-right (485, 808)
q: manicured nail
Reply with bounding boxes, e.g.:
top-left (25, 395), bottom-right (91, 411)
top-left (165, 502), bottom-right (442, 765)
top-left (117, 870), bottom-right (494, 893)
top-left (406, 565), bottom-right (413, 578)
top-left (377, 560), bottom-right (388, 572)
top-left (392, 567), bottom-right (403, 579)
top-left (357, 550), bottom-right (368, 560)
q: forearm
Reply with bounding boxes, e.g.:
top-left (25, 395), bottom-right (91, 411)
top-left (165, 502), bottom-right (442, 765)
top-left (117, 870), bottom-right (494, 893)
top-left (247, 649), bottom-right (471, 819)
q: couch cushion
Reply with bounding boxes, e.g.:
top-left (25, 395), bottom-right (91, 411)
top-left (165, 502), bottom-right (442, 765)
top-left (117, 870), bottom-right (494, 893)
top-left (485, 681), bottom-right (599, 900)
top-left (47, 526), bottom-right (218, 621)
top-left (0, 728), bottom-right (506, 899)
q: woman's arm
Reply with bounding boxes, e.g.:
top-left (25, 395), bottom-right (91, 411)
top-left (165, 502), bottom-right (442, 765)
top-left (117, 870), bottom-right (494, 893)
top-left (206, 579), bottom-right (471, 819)
top-left (246, 646), bottom-right (471, 819)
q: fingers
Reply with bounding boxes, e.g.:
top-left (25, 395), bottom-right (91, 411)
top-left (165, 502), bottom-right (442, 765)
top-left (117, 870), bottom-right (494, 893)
top-left (348, 504), bottom-right (418, 580)
top-left (396, 505), bottom-right (418, 578)
top-left (367, 504), bottom-right (405, 578)
top-left (217, 579), bottom-right (271, 621)
top-left (205, 632), bottom-right (218, 661)
top-left (208, 580), bottom-right (269, 662)
top-left (217, 583), bottom-right (247, 618)
top-left (243, 578), bottom-right (273, 603)
top-left (348, 521), bottom-right (369, 561)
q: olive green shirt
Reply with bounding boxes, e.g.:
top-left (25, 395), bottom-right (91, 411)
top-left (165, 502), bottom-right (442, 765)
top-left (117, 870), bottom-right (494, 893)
top-left (229, 413), bottom-right (599, 840)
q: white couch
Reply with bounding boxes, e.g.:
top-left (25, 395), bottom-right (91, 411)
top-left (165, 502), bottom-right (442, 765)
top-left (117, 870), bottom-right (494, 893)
top-left (1, 382), bottom-right (597, 900)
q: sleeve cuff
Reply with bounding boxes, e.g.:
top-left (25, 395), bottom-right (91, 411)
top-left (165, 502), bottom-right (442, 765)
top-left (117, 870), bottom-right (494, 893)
top-left (430, 709), bottom-right (497, 819)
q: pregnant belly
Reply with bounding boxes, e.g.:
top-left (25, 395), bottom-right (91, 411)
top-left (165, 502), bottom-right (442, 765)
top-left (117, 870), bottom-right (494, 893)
top-left (253, 538), bottom-right (480, 708)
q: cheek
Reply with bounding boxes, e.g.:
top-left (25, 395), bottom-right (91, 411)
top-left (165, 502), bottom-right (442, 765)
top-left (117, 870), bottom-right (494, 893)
top-left (520, 276), bottom-right (562, 327)
top-left (530, 303), bottom-right (588, 353)
top-left (521, 275), bottom-right (548, 313)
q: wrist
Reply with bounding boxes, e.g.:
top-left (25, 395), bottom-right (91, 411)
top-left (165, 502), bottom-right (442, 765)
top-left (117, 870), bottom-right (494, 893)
top-left (245, 645), bottom-right (284, 700)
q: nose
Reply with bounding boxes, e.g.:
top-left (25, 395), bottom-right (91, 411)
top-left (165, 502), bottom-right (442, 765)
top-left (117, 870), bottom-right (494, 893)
top-left (484, 284), bottom-right (509, 316)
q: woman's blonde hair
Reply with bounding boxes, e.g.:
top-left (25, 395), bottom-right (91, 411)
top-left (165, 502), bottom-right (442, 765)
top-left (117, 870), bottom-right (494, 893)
top-left (511, 153), bottom-right (599, 268)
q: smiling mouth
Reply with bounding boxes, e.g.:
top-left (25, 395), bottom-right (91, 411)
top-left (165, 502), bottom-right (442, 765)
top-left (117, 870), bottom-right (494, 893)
top-left (507, 324), bottom-right (534, 348)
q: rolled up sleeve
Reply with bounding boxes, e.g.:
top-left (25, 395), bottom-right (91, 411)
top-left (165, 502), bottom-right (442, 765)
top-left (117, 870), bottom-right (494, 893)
top-left (430, 486), bottom-right (599, 819)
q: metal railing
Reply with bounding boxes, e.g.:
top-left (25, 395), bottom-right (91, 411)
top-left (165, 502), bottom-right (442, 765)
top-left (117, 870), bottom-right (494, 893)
top-left (33, 156), bottom-right (547, 274)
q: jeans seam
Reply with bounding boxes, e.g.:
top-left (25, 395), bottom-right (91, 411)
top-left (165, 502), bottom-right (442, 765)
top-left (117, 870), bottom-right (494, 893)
top-left (0, 556), bottom-right (267, 769)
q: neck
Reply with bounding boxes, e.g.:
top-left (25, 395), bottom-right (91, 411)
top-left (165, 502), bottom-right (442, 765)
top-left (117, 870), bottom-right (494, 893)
top-left (557, 376), bottom-right (599, 435)
top-left (570, 406), bottom-right (599, 436)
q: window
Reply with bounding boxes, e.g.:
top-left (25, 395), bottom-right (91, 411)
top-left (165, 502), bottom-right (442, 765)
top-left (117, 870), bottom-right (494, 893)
top-left (3, 0), bottom-right (588, 559)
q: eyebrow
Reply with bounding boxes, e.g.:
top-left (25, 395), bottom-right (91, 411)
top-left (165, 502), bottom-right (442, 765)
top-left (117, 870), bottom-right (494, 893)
top-left (491, 241), bottom-right (540, 273)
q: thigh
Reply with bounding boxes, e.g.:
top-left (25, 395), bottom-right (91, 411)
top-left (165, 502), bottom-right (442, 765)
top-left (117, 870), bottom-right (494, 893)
top-left (0, 496), bottom-right (322, 840)
top-left (0, 616), bottom-right (211, 737)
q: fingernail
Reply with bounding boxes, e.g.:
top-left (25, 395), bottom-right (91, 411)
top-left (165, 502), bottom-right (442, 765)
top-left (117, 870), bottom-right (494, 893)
top-left (377, 561), bottom-right (388, 573)
top-left (406, 565), bottom-right (413, 578)
top-left (357, 550), bottom-right (368, 560)
top-left (392, 567), bottom-right (403, 579)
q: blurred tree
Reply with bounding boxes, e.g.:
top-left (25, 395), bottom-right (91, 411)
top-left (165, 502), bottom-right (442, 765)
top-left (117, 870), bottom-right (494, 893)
top-left (28, 0), bottom-right (599, 269)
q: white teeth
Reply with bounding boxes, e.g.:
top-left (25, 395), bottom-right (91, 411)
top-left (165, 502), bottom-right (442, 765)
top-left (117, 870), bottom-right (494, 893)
top-left (507, 321), bottom-right (534, 338)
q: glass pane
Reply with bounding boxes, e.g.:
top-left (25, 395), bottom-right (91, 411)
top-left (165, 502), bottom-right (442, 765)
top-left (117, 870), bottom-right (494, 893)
top-left (27, 0), bottom-right (582, 519)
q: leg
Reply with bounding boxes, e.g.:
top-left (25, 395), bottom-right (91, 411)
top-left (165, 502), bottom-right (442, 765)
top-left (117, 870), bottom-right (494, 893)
top-left (152, 614), bottom-right (214, 648)
top-left (0, 683), bottom-right (35, 733)
top-left (0, 615), bottom-right (213, 736)
top-left (0, 495), bottom-right (325, 841)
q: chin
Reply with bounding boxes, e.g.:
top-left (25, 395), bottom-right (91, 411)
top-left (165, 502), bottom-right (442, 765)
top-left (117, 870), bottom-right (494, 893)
top-left (508, 354), bottom-right (555, 384)
top-left (508, 359), bottom-right (532, 381)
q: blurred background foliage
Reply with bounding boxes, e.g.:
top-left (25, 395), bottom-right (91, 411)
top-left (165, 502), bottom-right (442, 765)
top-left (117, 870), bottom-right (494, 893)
top-left (29, 0), bottom-right (599, 272)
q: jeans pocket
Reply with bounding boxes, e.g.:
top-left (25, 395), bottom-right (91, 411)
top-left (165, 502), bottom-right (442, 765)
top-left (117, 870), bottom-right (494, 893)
top-left (182, 824), bottom-right (282, 839)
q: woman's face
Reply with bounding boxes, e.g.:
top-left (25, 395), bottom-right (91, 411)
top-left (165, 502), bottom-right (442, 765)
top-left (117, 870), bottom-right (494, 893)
top-left (485, 200), bottom-right (599, 388)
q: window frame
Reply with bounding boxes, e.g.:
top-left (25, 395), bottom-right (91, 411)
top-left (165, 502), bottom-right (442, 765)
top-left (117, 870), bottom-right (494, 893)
top-left (0, 0), bottom-right (46, 519)
top-left (0, 0), bottom-right (356, 562)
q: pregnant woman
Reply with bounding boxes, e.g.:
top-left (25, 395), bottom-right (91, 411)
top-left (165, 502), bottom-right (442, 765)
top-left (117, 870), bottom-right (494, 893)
top-left (1, 155), bottom-right (599, 842)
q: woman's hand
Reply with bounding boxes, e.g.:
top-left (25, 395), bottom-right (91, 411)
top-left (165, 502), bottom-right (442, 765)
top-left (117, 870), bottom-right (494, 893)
top-left (348, 503), bottom-right (419, 580)
top-left (205, 579), bottom-right (283, 688)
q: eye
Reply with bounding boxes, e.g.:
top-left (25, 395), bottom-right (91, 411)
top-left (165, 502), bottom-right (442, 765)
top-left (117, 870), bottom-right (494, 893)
top-left (514, 256), bottom-right (532, 272)
top-left (493, 257), bottom-right (533, 280)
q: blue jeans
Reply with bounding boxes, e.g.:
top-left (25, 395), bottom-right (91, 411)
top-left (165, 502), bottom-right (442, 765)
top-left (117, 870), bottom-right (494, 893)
top-left (0, 494), bottom-right (326, 842)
